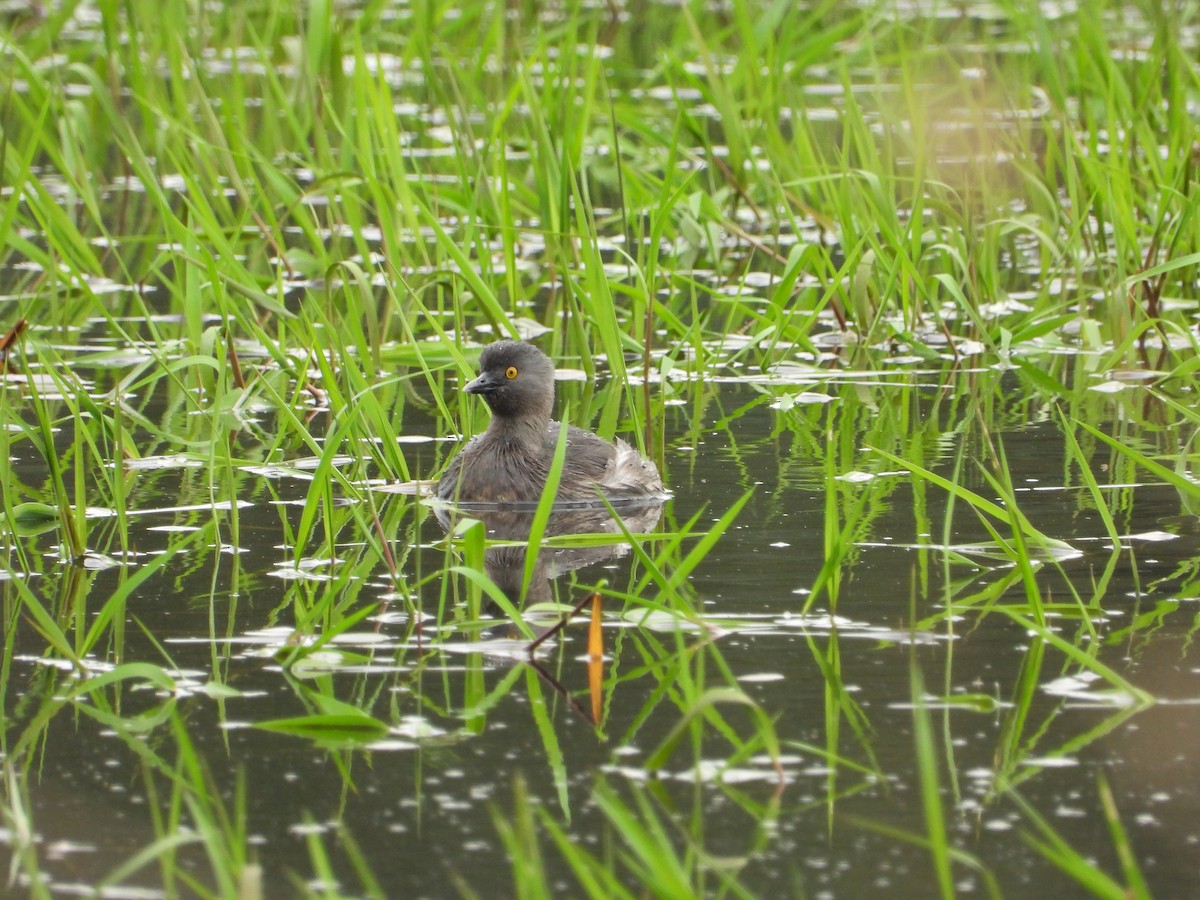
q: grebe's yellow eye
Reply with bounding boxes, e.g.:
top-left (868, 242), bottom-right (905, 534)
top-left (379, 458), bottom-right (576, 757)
top-left (505, 365), bottom-right (518, 379)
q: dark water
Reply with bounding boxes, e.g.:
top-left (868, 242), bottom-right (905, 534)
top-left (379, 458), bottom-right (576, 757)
top-left (4, 356), bottom-right (1199, 898)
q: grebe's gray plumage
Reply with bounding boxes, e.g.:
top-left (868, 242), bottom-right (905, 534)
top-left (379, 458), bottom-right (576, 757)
top-left (436, 341), bottom-right (666, 506)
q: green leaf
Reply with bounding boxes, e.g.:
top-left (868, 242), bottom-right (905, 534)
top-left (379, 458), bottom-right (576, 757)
top-left (255, 713), bottom-right (389, 743)
top-left (7, 501), bottom-right (62, 535)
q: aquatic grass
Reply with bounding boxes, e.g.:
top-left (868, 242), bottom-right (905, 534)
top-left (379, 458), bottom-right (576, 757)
top-left (617, 488), bottom-right (754, 610)
top-left (998, 607), bottom-right (1152, 708)
top-left (0, 0), bottom-right (1190, 352)
top-left (519, 409), bottom-right (572, 602)
top-left (609, 633), bottom-right (777, 781)
top-left (643, 686), bottom-right (781, 776)
top-left (1095, 771), bottom-right (1152, 899)
top-left (0, 512), bottom-right (205, 680)
top-left (272, 495), bottom-right (418, 638)
top-left (2, 664), bottom-right (260, 897)
top-left (255, 689), bottom-right (390, 746)
top-left (845, 812), bottom-right (1003, 900)
top-left (909, 664), bottom-right (955, 899)
top-left (871, 444), bottom-right (1073, 561)
top-left (2, 0), bottom-right (1199, 896)
top-left (587, 779), bottom-right (702, 898)
top-left (803, 625), bottom-right (882, 828)
top-left (23, 338), bottom-right (159, 555)
top-left (895, 425), bottom-right (1153, 695)
top-left (1012, 776), bottom-right (1151, 900)
top-left (493, 777), bottom-right (554, 900)
top-left (497, 769), bottom-right (774, 899)
top-left (0, 762), bottom-right (51, 900)
top-left (1056, 405), bottom-right (1121, 547)
top-left (156, 718), bottom-right (261, 900)
top-left (789, 381), bottom-right (953, 612)
top-left (809, 423), bottom-right (864, 612)
top-left (1080, 414), bottom-right (1200, 505)
top-left (10, 356), bottom-right (86, 561)
top-left (523, 665), bottom-right (571, 815)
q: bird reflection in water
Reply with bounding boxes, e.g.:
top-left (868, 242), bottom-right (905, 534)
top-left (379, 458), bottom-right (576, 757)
top-left (434, 499), bottom-right (664, 724)
top-left (435, 500), bottom-right (664, 608)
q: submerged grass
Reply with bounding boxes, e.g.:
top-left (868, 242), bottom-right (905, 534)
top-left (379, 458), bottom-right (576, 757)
top-left (1, 0), bottom-right (1198, 896)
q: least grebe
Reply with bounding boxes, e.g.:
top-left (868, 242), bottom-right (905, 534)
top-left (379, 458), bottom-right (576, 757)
top-left (436, 341), bottom-right (665, 506)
